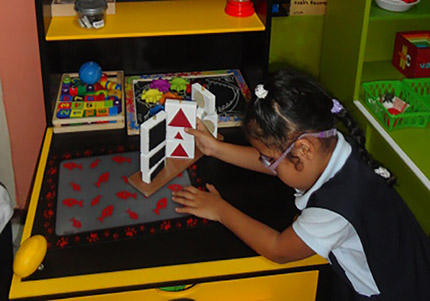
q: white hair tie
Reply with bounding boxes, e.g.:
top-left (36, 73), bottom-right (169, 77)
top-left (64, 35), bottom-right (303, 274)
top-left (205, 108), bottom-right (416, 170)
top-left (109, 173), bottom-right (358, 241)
top-left (374, 166), bottom-right (391, 179)
top-left (255, 84), bottom-right (268, 99)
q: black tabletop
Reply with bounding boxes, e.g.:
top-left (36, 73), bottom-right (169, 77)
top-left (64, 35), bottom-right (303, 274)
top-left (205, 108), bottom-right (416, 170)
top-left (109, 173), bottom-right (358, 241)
top-left (28, 127), bottom-right (298, 281)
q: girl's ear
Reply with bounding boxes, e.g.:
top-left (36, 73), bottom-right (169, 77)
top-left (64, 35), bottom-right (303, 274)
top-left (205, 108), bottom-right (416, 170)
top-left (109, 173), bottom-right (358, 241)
top-left (294, 139), bottom-right (315, 161)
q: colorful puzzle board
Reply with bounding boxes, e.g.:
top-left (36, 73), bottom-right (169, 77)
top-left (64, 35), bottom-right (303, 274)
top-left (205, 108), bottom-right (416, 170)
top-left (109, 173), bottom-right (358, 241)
top-left (52, 71), bottom-right (125, 133)
top-left (125, 70), bottom-right (252, 135)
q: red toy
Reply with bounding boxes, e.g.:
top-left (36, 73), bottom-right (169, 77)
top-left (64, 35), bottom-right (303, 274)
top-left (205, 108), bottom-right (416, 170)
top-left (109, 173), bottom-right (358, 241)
top-left (225, 0), bottom-right (255, 17)
top-left (392, 31), bottom-right (430, 78)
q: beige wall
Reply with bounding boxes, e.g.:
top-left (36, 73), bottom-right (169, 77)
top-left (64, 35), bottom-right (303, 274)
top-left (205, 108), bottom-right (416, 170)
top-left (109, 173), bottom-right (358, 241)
top-left (0, 1), bottom-right (46, 208)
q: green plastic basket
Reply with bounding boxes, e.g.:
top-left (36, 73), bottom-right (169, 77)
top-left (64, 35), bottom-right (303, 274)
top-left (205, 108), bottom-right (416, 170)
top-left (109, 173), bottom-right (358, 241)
top-left (361, 80), bottom-right (429, 131)
top-left (402, 78), bottom-right (430, 111)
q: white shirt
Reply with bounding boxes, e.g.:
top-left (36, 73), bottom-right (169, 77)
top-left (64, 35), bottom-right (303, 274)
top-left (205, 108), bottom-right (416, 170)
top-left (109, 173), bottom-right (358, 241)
top-left (0, 183), bottom-right (13, 233)
top-left (292, 132), bottom-right (380, 297)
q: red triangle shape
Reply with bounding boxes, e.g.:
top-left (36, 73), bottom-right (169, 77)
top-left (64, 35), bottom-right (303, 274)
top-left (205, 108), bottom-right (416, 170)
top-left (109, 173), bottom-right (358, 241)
top-left (169, 108), bottom-right (192, 128)
top-left (171, 143), bottom-right (188, 157)
top-left (174, 132), bottom-right (183, 140)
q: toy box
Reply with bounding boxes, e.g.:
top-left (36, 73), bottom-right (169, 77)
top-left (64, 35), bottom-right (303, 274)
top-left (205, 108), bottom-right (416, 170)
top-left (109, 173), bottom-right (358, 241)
top-left (52, 71), bottom-right (125, 134)
top-left (392, 31), bottom-right (430, 78)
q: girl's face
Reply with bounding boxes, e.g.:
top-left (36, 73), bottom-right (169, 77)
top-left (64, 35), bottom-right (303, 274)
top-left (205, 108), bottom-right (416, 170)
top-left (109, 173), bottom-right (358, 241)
top-left (250, 138), bottom-right (324, 191)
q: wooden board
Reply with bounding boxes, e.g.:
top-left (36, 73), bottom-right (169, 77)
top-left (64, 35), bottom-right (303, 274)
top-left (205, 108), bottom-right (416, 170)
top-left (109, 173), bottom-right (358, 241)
top-left (52, 71), bottom-right (125, 134)
top-left (128, 146), bottom-right (204, 197)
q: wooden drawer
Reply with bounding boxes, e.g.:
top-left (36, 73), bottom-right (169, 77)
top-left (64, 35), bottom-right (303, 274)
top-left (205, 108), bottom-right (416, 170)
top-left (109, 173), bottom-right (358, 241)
top-left (57, 270), bottom-right (319, 301)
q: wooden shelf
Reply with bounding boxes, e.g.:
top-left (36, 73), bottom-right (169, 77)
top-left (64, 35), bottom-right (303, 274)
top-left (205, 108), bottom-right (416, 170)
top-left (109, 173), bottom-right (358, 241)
top-left (370, 1), bottom-right (430, 21)
top-left (45, 0), bottom-right (265, 41)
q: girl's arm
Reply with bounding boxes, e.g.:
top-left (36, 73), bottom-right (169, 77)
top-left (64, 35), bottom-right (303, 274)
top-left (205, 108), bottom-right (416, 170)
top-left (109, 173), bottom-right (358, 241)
top-left (186, 120), bottom-right (272, 174)
top-left (172, 184), bottom-right (315, 263)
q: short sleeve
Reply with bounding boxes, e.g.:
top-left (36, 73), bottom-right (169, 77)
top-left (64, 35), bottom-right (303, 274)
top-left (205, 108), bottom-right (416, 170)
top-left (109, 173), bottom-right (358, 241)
top-left (292, 207), bottom-right (352, 259)
top-left (0, 184), bottom-right (14, 233)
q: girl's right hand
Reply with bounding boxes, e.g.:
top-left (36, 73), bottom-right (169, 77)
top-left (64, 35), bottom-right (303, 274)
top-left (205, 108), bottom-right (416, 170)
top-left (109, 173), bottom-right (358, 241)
top-left (185, 118), bottom-right (220, 156)
top-left (172, 183), bottom-right (227, 222)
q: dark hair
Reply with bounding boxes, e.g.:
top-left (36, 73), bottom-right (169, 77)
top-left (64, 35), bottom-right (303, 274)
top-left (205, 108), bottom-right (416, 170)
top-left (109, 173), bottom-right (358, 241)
top-left (244, 69), bottom-right (395, 184)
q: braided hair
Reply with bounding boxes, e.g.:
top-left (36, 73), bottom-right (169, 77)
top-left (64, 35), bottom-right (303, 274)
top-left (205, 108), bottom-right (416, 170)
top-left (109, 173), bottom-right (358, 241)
top-left (243, 69), bottom-right (395, 184)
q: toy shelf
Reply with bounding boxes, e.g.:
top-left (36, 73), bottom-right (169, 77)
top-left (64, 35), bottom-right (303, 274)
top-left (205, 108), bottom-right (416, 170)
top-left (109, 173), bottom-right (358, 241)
top-left (365, 3), bottom-right (430, 63)
top-left (361, 60), bottom-right (405, 83)
top-left (320, 0), bottom-right (430, 233)
top-left (370, 0), bottom-right (430, 20)
top-left (45, 0), bottom-right (265, 41)
top-left (354, 100), bottom-right (430, 189)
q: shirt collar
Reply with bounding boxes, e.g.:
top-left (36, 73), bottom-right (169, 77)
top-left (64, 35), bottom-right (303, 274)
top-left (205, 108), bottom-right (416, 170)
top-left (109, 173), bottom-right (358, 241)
top-left (294, 132), bottom-right (352, 210)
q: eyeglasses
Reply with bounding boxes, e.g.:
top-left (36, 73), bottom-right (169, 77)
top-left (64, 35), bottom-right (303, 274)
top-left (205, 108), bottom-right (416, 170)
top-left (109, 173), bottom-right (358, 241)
top-left (259, 128), bottom-right (337, 174)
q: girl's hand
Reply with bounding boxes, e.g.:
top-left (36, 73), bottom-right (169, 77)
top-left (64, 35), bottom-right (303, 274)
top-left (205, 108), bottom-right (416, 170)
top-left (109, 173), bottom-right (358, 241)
top-left (172, 183), bottom-right (227, 222)
top-left (185, 118), bottom-right (219, 157)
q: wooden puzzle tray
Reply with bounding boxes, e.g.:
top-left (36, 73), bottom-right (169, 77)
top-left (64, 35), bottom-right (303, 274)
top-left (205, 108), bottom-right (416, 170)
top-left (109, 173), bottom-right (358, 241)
top-left (52, 71), bottom-right (125, 134)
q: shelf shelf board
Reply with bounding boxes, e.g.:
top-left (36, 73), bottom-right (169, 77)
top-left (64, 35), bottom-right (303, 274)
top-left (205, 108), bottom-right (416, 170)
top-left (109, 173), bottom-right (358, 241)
top-left (361, 60), bottom-right (405, 83)
top-left (354, 100), bottom-right (430, 190)
top-left (46, 0), bottom-right (265, 41)
top-left (370, 1), bottom-right (430, 21)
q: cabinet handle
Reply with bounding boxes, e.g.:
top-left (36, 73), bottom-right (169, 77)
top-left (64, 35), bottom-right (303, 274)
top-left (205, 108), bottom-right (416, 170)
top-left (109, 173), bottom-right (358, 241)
top-left (169, 299), bottom-right (196, 301)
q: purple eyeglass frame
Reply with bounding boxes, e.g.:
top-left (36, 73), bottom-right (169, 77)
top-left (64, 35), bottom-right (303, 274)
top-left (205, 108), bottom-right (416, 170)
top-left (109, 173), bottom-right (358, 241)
top-left (259, 128), bottom-right (337, 174)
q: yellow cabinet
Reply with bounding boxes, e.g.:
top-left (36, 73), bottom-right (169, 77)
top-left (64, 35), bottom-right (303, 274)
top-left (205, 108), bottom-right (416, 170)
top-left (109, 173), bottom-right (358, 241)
top-left (58, 271), bottom-right (319, 301)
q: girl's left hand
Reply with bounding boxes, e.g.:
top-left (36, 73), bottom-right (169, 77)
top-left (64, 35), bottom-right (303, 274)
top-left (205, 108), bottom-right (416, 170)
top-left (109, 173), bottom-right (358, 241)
top-left (172, 183), bottom-right (226, 222)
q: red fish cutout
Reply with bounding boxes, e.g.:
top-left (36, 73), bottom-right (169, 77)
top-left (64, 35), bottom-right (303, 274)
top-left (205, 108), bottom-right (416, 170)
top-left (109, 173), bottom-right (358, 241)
top-left (63, 162), bottom-right (82, 170)
top-left (91, 194), bottom-right (102, 206)
top-left (126, 209), bottom-right (138, 220)
top-left (70, 217), bottom-right (82, 228)
top-left (90, 159), bottom-right (101, 169)
top-left (168, 184), bottom-right (183, 192)
top-left (62, 198), bottom-right (83, 208)
top-left (116, 191), bottom-right (137, 200)
top-left (177, 172), bottom-right (183, 178)
top-left (70, 182), bottom-right (81, 191)
top-left (97, 205), bottom-right (113, 223)
top-left (121, 176), bottom-right (129, 184)
top-left (95, 172), bottom-right (109, 188)
top-left (112, 156), bottom-right (131, 164)
top-left (153, 197), bottom-right (167, 215)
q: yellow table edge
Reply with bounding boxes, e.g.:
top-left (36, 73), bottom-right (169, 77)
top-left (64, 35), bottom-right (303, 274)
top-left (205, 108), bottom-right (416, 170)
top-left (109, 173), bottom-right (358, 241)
top-left (10, 127), bottom-right (327, 299)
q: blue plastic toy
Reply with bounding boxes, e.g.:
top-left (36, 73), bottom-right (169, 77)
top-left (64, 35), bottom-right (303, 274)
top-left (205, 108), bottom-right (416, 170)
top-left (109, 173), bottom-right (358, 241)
top-left (79, 61), bottom-right (102, 85)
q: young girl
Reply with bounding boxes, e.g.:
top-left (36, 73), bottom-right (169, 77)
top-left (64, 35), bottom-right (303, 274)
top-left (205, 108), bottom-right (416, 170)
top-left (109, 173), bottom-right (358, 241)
top-left (172, 70), bottom-right (430, 300)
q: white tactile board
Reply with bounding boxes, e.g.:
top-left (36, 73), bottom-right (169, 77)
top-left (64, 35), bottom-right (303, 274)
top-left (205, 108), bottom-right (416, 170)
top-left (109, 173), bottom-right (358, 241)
top-left (166, 127), bottom-right (194, 141)
top-left (191, 83), bottom-right (216, 115)
top-left (141, 158), bottom-right (166, 184)
top-left (202, 112), bottom-right (218, 138)
top-left (165, 99), bottom-right (196, 129)
top-left (140, 111), bottom-right (167, 154)
top-left (166, 139), bottom-right (195, 159)
top-left (140, 142), bottom-right (166, 174)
